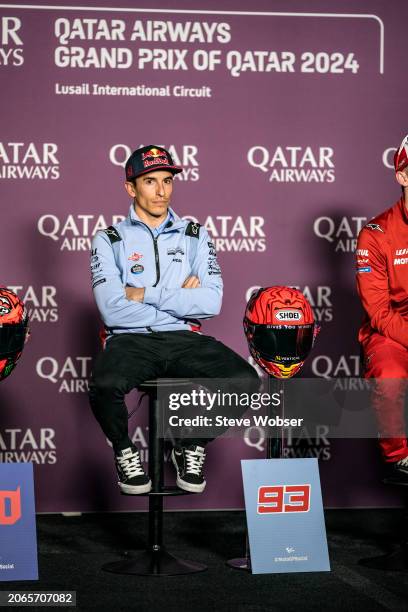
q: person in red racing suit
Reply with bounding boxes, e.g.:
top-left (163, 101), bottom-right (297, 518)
top-left (356, 134), bottom-right (408, 482)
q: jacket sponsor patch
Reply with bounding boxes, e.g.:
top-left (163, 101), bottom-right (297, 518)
top-left (92, 278), bottom-right (106, 288)
top-left (208, 260), bottom-right (221, 275)
top-left (357, 266), bottom-right (371, 273)
top-left (104, 226), bottom-right (122, 244)
top-left (167, 247), bottom-right (185, 256)
top-left (131, 264), bottom-right (144, 274)
top-left (128, 252), bottom-right (143, 261)
top-left (185, 221), bottom-right (201, 238)
top-left (365, 223), bottom-right (384, 233)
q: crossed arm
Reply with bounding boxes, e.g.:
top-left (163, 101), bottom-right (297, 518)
top-left (125, 275), bottom-right (201, 302)
top-left (92, 226), bottom-right (222, 327)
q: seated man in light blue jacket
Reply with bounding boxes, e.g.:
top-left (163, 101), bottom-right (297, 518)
top-left (89, 145), bottom-right (258, 495)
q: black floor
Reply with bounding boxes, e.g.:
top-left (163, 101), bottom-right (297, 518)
top-left (1, 510), bottom-right (408, 611)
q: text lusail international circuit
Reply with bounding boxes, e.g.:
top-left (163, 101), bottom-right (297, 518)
top-left (54, 83), bottom-right (212, 98)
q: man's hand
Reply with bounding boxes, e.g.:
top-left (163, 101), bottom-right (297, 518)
top-left (125, 286), bottom-right (145, 302)
top-left (182, 275), bottom-right (201, 289)
top-left (125, 277), bottom-right (199, 302)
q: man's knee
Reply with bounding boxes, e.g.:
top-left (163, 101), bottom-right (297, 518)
top-left (89, 372), bottom-right (129, 399)
top-left (367, 360), bottom-right (408, 380)
top-left (364, 338), bottom-right (408, 379)
top-left (226, 361), bottom-right (260, 395)
top-left (367, 356), bottom-right (408, 405)
top-left (229, 359), bottom-right (259, 380)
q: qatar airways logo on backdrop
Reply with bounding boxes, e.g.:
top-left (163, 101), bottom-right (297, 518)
top-left (313, 216), bottom-right (367, 253)
top-left (36, 356), bottom-right (92, 393)
top-left (311, 355), bottom-right (361, 379)
top-left (7, 285), bottom-right (58, 323)
top-left (37, 214), bottom-right (125, 250)
top-left (0, 142), bottom-right (60, 180)
top-left (184, 215), bottom-right (266, 252)
top-left (311, 354), bottom-right (370, 393)
top-left (0, 428), bottom-right (56, 465)
top-left (247, 145), bottom-right (335, 183)
top-left (382, 146), bottom-right (398, 169)
top-left (0, 17), bottom-right (24, 67)
top-left (110, 144), bottom-right (200, 181)
top-left (243, 411), bottom-right (331, 461)
top-left (245, 285), bottom-right (333, 323)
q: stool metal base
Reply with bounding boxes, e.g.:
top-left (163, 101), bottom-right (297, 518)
top-left (120, 486), bottom-right (190, 497)
top-left (226, 557), bottom-right (251, 571)
top-left (106, 380), bottom-right (207, 577)
top-left (382, 476), bottom-right (408, 487)
top-left (358, 544), bottom-right (408, 571)
top-left (103, 547), bottom-right (207, 576)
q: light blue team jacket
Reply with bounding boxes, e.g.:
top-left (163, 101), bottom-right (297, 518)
top-left (90, 204), bottom-right (223, 334)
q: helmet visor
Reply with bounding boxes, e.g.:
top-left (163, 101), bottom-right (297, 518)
top-left (0, 323), bottom-right (27, 355)
top-left (252, 324), bottom-right (315, 363)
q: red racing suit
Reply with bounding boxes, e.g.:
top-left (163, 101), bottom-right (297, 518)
top-left (356, 196), bottom-right (408, 462)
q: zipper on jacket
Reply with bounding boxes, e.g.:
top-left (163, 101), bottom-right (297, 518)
top-left (139, 223), bottom-right (161, 287)
top-left (135, 218), bottom-right (175, 287)
top-left (152, 236), bottom-right (160, 287)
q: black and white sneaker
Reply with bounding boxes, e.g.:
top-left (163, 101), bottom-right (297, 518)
top-left (171, 445), bottom-right (206, 493)
top-left (115, 446), bottom-right (151, 494)
top-left (389, 456), bottom-right (408, 484)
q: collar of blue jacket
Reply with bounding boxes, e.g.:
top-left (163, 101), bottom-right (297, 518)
top-left (128, 204), bottom-right (185, 237)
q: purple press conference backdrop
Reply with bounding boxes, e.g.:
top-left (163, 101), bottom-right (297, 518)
top-left (0, 0), bottom-right (406, 511)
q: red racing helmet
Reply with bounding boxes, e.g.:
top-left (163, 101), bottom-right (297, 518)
top-left (243, 286), bottom-right (318, 379)
top-left (0, 287), bottom-right (30, 381)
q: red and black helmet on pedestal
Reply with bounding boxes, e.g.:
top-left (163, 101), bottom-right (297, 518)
top-left (244, 286), bottom-right (318, 379)
top-left (0, 287), bottom-right (29, 381)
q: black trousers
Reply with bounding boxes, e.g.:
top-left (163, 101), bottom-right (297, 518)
top-left (88, 331), bottom-right (259, 452)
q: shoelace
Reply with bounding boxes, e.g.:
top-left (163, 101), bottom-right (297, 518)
top-left (398, 456), bottom-right (408, 467)
top-left (117, 451), bottom-right (144, 478)
top-left (185, 448), bottom-right (205, 475)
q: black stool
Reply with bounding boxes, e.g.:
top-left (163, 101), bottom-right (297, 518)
top-left (103, 379), bottom-right (207, 576)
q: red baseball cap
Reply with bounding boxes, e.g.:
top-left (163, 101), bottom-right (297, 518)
top-left (394, 135), bottom-right (408, 173)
